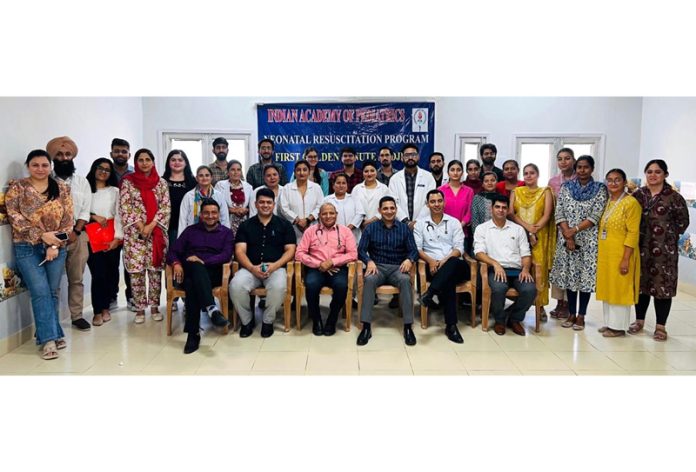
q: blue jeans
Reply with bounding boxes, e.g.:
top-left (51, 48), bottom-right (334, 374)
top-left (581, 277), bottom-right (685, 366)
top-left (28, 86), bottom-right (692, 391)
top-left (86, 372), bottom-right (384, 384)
top-left (14, 243), bottom-right (67, 345)
top-left (488, 268), bottom-right (536, 324)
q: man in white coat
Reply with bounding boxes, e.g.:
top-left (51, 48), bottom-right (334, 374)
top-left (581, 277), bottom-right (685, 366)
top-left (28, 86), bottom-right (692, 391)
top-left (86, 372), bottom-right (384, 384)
top-left (388, 143), bottom-right (436, 230)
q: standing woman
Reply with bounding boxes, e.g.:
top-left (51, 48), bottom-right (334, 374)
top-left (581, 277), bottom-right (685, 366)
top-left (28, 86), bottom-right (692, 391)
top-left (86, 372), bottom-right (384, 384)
top-left (470, 171), bottom-right (499, 240)
top-left (162, 150), bottom-right (196, 248)
top-left (509, 164), bottom-right (555, 320)
top-left (549, 155), bottom-right (608, 330)
top-left (120, 149), bottom-right (171, 324)
top-left (249, 165), bottom-right (284, 217)
top-left (323, 173), bottom-right (365, 241)
top-left (291, 147), bottom-right (329, 196)
top-left (352, 160), bottom-right (392, 230)
top-left (595, 169), bottom-right (641, 337)
top-left (629, 160), bottom-right (690, 341)
top-left (178, 165), bottom-right (230, 236)
top-left (463, 159), bottom-right (483, 194)
top-left (279, 159), bottom-right (324, 241)
top-left (496, 160), bottom-right (524, 198)
top-left (6, 150), bottom-right (73, 359)
top-left (439, 160), bottom-right (474, 250)
top-left (86, 158), bottom-right (124, 326)
top-left (215, 159), bottom-right (252, 235)
top-left (547, 148), bottom-right (576, 319)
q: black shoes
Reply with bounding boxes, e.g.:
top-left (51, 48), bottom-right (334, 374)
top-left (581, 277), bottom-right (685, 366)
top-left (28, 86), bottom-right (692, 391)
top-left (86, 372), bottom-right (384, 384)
top-left (258, 297), bottom-right (266, 309)
top-left (184, 333), bottom-right (200, 354)
top-left (323, 319), bottom-right (337, 336)
top-left (357, 324), bottom-right (372, 346)
top-left (72, 318), bottom-right (91, 331)
top-left (261, 322), bottom-right (274, 338)
top-left (240, 317), bottom-right (256, 338)
top-left (210, 309), bottom-right (229, 327)
top-left (418, 290), bottom-right (436, 309)
top-left (388, 294), bottom-right (400, 309)
top-left (403, 324), bottom-right (417, 346)
top-left (312, 318), bottom-right (324, 336)
top-left (445, 324), bottom-right (464, 344)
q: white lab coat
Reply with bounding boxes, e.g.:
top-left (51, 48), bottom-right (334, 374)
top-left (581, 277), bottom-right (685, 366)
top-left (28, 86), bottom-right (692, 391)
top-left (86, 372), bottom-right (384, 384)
top-left (388, 167), bottom-right (436, 222)
top-left (322, 193), bottom-right (365, 241)
top-left (177, 187), bottom-right (231, 236)
top-left (278, 180), bottom-right (324, 241)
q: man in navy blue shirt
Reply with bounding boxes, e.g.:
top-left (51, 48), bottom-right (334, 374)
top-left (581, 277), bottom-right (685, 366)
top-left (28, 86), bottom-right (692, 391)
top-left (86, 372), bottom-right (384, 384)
top-left (168, 199), bottom-right (235, 354)
top-left (357, 196), bottom-right (419, 346)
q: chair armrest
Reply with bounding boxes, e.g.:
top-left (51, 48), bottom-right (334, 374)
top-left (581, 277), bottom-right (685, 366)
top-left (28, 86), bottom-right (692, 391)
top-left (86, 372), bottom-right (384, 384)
top-left (417, 260), bottom-right (427, 293)
top-left (231, 261), bottom-right (239, 275)
top-left (347, 261), bottom-right (356, 291)
top-left (532, 262), bottom-right (542, 290)
top-left (165, 264), bottom-right (174, 290)
top-left (464, 254), bottom-right (478, 288)
top-left (294, 261), bottom-right (303, 288)
top-left (221, 262), bottom-right (231, 287)
top-left (479, 261), bottom-right (489, 289)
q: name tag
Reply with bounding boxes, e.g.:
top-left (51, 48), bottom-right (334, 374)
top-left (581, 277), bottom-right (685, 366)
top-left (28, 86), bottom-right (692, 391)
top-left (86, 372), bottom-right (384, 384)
top-left (417, 184), bottom-right (426, 187)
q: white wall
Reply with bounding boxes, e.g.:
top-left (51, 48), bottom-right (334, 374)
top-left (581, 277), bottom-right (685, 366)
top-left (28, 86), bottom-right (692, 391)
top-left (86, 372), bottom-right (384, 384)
top-left (639, 98), bottom-right (696, 292)
top-left (143, 96), bottom-right (644, 177)
top-left (0, 97), bottom-right (143, 350)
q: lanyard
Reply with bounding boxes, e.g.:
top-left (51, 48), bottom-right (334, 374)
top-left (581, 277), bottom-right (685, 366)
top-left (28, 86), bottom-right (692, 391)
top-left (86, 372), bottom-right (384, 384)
top-left (601, 193), bottom-right (626, 227)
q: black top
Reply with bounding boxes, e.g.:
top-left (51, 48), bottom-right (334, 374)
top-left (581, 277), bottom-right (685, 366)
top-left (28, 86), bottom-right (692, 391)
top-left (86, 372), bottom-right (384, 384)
top-left (235, 215), bottom-right (296, 265)
top-left (166, 178), bottom-right (196, 234)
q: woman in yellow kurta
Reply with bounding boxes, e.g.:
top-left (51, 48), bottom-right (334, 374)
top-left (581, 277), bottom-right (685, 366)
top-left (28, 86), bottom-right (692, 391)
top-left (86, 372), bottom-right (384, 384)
top-left (509, 164), bottom-right (556, 319)
top-left (596, 168), bottom-right (641, 337)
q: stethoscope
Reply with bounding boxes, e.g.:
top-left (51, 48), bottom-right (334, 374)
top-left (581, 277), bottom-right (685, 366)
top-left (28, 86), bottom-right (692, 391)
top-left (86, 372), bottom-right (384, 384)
top-left (316, 225), bottom-right (343, 249)
top-left (426, 220), bottom-right (449, 234)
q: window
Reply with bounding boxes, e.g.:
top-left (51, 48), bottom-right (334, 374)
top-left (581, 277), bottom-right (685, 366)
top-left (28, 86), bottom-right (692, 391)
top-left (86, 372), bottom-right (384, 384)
top-left (454, 134), bottom-right (488, 163)
top-left (161, 132), bottom-right (251, 175)
top-left (515, 135), bottom-right (604, 185)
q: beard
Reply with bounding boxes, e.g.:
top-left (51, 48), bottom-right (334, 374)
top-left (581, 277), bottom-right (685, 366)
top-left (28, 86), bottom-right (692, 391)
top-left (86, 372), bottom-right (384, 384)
top-left (216, 152), bottom-right (227, 161)
top-left (404, 159), bottom-right (418, 169)
top-left (430, 166), bottom-right (443, 174)
top-left (53, 159), bottom-right (76, 178)
top-left (113, 156), bottom-right (128, 166)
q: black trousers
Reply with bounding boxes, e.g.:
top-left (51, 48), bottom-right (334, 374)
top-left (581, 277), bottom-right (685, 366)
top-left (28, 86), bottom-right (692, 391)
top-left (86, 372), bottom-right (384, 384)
top-left (87, 246), bottom-right (121, 313)
top-left (425, 258), bottom-right (470, 325)
top-left (305, 266), bottom-right (349, 324)
top-left (113, 245), bottom-right (132, 301)
top-left (635, 293), bottom-right (673, 325)
top-left (183, 262), bottom-right (222, 334)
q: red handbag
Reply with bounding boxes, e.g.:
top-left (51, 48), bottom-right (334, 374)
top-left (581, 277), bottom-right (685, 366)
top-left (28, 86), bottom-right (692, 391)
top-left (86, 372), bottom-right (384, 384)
top-left (85, 219), bottom-right (118, 252)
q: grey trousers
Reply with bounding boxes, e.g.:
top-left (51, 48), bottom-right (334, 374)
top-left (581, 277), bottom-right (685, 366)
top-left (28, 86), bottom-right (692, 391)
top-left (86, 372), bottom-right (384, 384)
top-left (360, 263), bottom-right (413, 324)
top-left (230, 267), bottom-right (286, 324)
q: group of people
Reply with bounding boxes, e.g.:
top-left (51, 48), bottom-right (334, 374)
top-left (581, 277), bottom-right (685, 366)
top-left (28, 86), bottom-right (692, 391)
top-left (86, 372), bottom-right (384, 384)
top-left (6, 136), bottom-right (690, 358)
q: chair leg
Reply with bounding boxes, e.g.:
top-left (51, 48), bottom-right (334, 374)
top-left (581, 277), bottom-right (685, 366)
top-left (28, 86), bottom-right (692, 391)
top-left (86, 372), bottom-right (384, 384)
top-left (221, 295), bottom-right (229, 335)
top-left (535, 303), bottom-right (541, 333)
top-left (295, 286), bottom-right (302, 331)
top-left (284, 294), bottom-right (291, 332)
top-left (345, 298), bottom-right (352, 332)
top-left (166, 296), bottom-right (173, 336)
top-left (482, 291), bottom-right (490, 332)
top-left (470, 290), bottom-right (477, 329)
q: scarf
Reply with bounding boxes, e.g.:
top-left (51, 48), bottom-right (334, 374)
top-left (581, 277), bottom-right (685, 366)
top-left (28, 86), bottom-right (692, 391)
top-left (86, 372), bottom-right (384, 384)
top-left (565, 178), bottom-right (604, 202)
top-left (123, 165), bottom-right (166, 267)
top-left (193, 185), bottom-right (214, 223)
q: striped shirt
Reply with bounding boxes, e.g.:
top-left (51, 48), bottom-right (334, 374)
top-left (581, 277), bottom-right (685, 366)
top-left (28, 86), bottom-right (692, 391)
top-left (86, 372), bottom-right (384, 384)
top-left (358, 219), bottom-right (418, 266)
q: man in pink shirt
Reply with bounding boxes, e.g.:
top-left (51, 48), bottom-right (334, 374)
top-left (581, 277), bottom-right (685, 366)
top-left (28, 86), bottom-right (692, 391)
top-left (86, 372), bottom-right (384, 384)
top-left (296, 202), bottom-right (358, 335)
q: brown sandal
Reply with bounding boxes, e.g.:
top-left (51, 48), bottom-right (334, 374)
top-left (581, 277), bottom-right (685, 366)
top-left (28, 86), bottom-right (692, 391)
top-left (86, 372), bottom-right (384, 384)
top-left (653, 326), bottom-right (668, 342)
top-left (572, 315), bottom-right (586, 331)
top-left (628, 320), bottom-right (644, 335)
top-left (602, 328), bottom-right (626, 337)
top-left (561, 315), bottom-right (577, 328)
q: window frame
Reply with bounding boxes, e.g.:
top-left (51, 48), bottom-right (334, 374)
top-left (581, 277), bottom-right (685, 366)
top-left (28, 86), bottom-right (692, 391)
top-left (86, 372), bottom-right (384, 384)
top-left (453, 133), bottom-right (489, 163)
top-left (160, 130), bottom-right (253, 173)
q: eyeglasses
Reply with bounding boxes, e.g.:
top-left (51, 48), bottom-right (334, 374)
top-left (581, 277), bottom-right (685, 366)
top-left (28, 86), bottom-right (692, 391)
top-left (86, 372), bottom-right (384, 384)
top-left (96, 167), bottom-right (112, 173)
top-left (605, 178), bottom-right (624, 184)
top-left (403, 152), bottom-right (418, 158)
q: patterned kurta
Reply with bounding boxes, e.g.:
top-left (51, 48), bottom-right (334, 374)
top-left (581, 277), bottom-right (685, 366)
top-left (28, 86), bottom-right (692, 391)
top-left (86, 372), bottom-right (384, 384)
top-left (513, 186), bottom-right (555, 305)
top-left (632, 186), bottom-right (690, 298)
top-left (596, 195), bottom-right (641, 305)
top-left (549, 182), bottom-right (608, 292)
top-left (119, 178), bottom-right (171, 273)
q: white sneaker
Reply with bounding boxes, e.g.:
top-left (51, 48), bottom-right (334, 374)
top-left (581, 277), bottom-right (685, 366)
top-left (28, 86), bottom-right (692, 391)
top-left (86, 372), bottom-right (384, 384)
top-left (152, 311), bottom-right (163, 322)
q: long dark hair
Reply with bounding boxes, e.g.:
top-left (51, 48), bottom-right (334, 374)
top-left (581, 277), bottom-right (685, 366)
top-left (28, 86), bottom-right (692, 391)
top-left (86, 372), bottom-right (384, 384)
top-left (302, 147), bottom-right (323, 187)
top-left (86, 158), bottom-right (118, 193)
top-left (25, 150), bottom-right (59, 201)
top-left (162, 149), bottom-right (196, 188)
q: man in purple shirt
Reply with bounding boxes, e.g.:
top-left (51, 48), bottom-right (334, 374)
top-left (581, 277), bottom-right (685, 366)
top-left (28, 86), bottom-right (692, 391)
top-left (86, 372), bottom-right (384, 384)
top-left (167, 199), bottom-right (235, 354)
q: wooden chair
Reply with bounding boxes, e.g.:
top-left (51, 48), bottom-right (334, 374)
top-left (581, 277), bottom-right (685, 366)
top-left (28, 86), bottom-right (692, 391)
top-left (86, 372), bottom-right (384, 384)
top-left (417, 255), bottom-right (478, 330)
top-left (230, 261), bottom-right (295, 332)
top-left (356, 263), bottom-right (417, 327)
top-left (165, 262), bottom-right (231, 336)
top-left (479, 261), bottom-right (543, 333)
top-left (294, 261), bottom-right (356, 332)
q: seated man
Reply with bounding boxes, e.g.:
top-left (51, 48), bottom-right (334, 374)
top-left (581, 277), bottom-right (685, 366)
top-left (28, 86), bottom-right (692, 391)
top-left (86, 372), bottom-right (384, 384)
top-left (167, 199), bottom-right (234, 354)
top-left (357, 196), bottom-right (418, 346)
top-left (230, 188), bottom-right (296, 338)
top-left (295, 202), bottom-right (358, 336)
top-left (473, 194), bottom-right (536, 336)
top-left (414, 189), bottom-right (470, 344)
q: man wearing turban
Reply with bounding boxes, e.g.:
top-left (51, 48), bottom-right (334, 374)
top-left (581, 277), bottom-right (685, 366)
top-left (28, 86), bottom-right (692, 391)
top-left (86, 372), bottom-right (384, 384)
top-left (46, 136), bottom-right (93, 331)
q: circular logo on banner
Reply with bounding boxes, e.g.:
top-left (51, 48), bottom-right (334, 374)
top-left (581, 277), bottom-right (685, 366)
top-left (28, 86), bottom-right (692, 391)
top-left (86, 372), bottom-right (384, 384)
top-left (412, 108), bottom-right (428, 132)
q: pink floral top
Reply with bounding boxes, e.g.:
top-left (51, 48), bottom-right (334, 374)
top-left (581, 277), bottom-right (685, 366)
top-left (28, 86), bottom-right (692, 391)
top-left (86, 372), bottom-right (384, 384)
top-left (119, 178), bottom-right (171, 272)
top-left (5, 178), bottom-right (73, 244)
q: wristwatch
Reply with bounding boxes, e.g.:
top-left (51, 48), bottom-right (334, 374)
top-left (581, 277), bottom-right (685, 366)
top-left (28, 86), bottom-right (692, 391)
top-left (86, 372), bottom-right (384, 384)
top-left (73, 228), bottom-right (82, 236)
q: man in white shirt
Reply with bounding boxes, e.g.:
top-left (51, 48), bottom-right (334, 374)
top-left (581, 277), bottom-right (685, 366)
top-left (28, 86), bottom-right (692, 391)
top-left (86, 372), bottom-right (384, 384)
top-left (388, 143), bottom-right (436, 229)
top-left (414, 190), bottom-right (469, 343)
top-left (473, 194), bottom-right (536, 336)
top-left (46, 136), bottom-right (93, 331)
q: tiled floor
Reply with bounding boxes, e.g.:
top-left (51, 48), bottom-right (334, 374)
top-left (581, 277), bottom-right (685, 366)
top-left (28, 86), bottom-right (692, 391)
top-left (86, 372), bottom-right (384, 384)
top-left (2, 291), bottom-right (696, 375)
